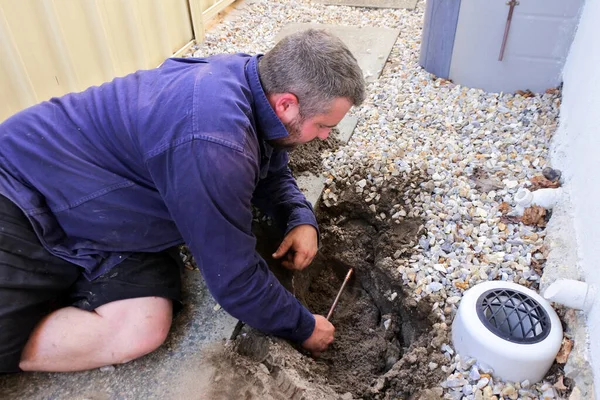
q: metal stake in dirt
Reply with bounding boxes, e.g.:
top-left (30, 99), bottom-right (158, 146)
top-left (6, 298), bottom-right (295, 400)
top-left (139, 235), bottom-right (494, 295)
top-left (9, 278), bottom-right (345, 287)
top-left (326, 268), bottom-right (354, 320)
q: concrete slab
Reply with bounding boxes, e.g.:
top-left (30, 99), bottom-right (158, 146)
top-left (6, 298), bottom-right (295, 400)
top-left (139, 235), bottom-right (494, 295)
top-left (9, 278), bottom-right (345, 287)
top-left (0, 270), bottom-right (238, 399)
top-left (313, 0), bottom-right (418, 9)
top-left (294, 114), bottom-right (358, 206)
top-left (275, 24), bottom-right (400, 82)
top-left (296, 172), bottom-right (325, 206)
top-left (336, 115), bottom-right (359, 143)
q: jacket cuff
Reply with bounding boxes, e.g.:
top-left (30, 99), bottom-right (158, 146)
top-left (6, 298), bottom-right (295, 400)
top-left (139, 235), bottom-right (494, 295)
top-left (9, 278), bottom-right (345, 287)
top-left (289, 305), bottom-right (316, 343)
top-left (284, 207), bottom-right (320, 244)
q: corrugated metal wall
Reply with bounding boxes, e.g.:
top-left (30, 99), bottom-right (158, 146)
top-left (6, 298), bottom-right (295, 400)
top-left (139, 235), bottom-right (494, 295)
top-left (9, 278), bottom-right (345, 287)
top-left (0, 0), bottom-right (235, 123)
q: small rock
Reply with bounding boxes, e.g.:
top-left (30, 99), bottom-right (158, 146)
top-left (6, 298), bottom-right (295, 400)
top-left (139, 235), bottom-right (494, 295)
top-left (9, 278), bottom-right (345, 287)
top-left (501, 384), bottom-right (516, 398)
top-left (476, 377), bottom-right (489, 389)
top-left (99, 365), bottom-right (115, 372)
top-left (460, 357), bottom-right (477, 370)
top-left (482, 386), bottom-right (494, 400)
top-left (542, 167), bottom-right (561, 182)
top-left (383, 319), bottom-right (391, 330)
top-left (429, 282), bottom-right (444, 292)
top-left (434, 264), bottom-right (447, 273)
top-left (469, 366), bottom-right (481, 381)
top-left (445, 378), bottom-right (467, 388)
top-left (441, 343), bottom-right (454, 355)
top-left (340, 392), bottom-right (353, 400)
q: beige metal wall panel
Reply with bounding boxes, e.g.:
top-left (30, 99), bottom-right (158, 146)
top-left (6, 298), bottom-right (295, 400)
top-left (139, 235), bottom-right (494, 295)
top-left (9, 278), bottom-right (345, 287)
top-left (0, 0), bottom-right (196, 123)
top-left (201, 0), bottom-right (236, 23)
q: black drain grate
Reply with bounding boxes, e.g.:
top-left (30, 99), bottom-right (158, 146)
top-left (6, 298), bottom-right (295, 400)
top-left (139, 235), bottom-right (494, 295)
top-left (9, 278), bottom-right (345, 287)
top-left (476, 288), bottom-right (551, 344)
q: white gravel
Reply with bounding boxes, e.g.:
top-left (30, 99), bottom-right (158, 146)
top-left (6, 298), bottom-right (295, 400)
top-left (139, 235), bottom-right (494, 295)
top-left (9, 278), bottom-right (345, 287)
top-left (187, 1), bottom-right (563, 398)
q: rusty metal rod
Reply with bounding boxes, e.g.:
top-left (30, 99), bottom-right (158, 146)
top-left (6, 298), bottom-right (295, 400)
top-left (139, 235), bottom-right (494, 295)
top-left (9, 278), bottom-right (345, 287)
top-left (498, 0), bottom-right (519, 61)
top-left (326, 268), bottom-right (354, 320)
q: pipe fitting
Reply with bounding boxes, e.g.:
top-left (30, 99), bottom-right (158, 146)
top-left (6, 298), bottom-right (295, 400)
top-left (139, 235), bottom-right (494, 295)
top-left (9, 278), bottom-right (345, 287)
top-left (543, 279), bottom-right (597, 313)
top-left (514, 187), bottom-right (562, 216)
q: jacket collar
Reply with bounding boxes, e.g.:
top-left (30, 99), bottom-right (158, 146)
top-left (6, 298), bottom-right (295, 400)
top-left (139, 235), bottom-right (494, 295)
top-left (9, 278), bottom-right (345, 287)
top-left (245, 55), bottom-right (289, 141)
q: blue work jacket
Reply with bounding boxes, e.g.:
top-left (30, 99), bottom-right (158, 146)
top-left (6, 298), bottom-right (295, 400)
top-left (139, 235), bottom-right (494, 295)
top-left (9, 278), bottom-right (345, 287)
top-left (0, 54), bottom-right (317, 343)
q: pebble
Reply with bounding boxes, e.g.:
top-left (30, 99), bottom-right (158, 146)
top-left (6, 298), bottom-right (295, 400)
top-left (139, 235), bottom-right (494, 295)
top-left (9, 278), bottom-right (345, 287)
top-left (383, 319), bottom-right (391, 330)
top-left (193, 1), bottom-right (562, 399)
top-left (429, 282), bottom-right (444, 292)
top-left (476, 378), bottom-right (489, 389)
top-left (469, 367), bottom-right (481, 381)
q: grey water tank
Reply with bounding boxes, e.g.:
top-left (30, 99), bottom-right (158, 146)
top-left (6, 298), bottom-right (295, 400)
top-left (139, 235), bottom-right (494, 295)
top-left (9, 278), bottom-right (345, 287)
top-left (420, 0), bottom-right (584, 93)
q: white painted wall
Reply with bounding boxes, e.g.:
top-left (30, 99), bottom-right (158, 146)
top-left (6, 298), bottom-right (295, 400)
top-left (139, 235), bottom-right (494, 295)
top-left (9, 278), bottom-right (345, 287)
top-left (551, 0), bottom-right (600, 396)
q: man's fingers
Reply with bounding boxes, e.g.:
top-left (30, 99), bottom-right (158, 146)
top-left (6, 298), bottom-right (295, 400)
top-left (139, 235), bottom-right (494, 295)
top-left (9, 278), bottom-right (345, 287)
top-left (272, 238), bottom-right (292, 259)
top-left (280, 252), bottom-right (314, 270)
top-left (294, 251), bottom-right (309, 269)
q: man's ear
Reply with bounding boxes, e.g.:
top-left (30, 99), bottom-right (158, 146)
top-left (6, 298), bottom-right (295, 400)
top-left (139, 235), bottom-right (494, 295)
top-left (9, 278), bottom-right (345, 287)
top-left (268, 93), bottom-right (300, 124)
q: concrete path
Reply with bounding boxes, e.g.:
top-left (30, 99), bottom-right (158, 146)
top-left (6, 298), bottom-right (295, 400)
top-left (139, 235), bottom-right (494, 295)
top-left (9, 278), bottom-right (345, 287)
top-left (276, 23), bottom-right (400, 83)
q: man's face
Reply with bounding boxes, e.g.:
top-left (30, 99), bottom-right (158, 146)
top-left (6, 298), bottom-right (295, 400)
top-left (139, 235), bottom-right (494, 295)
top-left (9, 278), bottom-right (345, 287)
top-left (271, 97), bottom-right (353, 151)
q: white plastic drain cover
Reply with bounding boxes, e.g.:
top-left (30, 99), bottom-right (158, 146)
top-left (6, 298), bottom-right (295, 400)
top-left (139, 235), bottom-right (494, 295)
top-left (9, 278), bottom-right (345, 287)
top-left (452, 281), bottom-right (562, 383)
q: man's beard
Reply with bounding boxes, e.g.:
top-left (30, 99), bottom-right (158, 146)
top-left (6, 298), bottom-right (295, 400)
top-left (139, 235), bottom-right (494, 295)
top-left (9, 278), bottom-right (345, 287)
top-left (269, 115), bottom-right (304, 152)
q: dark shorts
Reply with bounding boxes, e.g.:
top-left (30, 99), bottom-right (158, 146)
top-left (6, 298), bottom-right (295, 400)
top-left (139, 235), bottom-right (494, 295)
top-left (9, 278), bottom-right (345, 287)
top-left (0, 195), bottom-right (182, 372)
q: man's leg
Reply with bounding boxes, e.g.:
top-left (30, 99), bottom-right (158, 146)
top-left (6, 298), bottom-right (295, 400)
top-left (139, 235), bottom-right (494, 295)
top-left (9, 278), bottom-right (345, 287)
top-left (20, 250), bottom-right (183, 372)
top-left (0, 195), bottom-right (80, 373)
top-left (19, 296), bottom-right (172, 371)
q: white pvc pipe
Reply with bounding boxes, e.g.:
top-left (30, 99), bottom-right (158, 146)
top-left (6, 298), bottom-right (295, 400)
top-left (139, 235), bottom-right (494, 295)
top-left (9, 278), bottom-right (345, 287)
top-left (543, 279), bottom-right (596, 313)
top-left (514, 187), bottom-right (562, 215)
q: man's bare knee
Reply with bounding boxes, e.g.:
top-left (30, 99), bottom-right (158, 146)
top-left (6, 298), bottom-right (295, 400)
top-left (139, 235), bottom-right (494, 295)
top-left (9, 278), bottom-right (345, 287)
top-left (17, 297), bottom-right (173, 372)
top-left (97, 297), bottom-right (173, 362)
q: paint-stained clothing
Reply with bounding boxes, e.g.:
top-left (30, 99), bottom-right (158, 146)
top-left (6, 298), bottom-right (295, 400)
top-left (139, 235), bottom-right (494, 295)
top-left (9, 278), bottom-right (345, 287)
top-left (0, 54), bottom-right (317, 343)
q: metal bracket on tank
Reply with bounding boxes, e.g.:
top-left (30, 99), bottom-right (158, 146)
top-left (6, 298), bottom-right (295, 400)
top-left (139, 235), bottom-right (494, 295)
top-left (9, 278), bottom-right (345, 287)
top-left (499, 0), bottom-right (520, 61)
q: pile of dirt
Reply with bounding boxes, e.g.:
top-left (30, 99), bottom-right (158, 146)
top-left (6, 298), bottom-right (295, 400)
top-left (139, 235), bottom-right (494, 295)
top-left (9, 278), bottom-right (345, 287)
top-left (288, 128), bottom-right (342, 174)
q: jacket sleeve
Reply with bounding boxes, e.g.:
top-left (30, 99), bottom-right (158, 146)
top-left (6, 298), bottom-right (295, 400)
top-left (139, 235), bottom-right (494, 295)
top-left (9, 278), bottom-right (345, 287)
top-left (145, 139), bottom-right (315, 342)
top-left (252, 149), bottom-right (319, 237)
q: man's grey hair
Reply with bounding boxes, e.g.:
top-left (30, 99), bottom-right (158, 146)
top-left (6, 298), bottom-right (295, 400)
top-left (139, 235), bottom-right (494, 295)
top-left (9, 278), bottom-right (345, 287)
top-left (258, 29), bottom-right (366, 118)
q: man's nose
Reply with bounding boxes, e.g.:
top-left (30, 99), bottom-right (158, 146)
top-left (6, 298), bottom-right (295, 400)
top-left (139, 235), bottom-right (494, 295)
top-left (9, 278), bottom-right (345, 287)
top-left (317, 129), bottom-right (331, 140)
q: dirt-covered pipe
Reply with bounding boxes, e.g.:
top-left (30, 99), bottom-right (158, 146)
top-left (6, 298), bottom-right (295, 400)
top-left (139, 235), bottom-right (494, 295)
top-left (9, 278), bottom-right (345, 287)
top-left (514, 187), bottom-right (562, 216)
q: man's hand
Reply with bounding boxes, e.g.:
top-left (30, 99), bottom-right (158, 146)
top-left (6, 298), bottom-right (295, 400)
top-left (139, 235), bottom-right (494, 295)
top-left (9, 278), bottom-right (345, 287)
top-left (272, 224), bottom-right (318, 271)
top-left (302, 315), bottom-right (335, 356)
